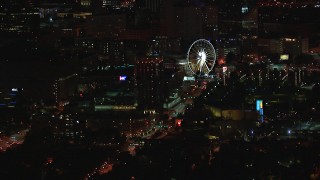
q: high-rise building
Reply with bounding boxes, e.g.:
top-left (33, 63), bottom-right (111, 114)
top-left (0, 1), bottom-right (38, 35)
top-left (85, 14), bottom-right (126, 38)
top-left (258, 37), bottom-right (309, 58)
top-left (135, 56), bottom-right (164, 111)
top-left (91, 0), bottom-right (122, 14)
top-left (99, 39), bottom-right (125, 63)
top-left (258, 3), bottom-right (320, 38)
top-left (218, 0), bottom-right (246, 44)
top-left (145, 0), bottom-right (163, 12)
top-left (217, 0), bottom-right (257, 60)
top-left (52, 113), bottom-right (86, 144)
top-left (158, 0), bottom-right (218, 40)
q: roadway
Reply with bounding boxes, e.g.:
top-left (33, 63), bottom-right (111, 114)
top-left (0, 129), bottom-right (28, 152)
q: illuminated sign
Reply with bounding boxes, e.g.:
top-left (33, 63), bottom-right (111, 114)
top-left (119, 76), bottom-right (127, 81)
top-left (280, 54), bottom-right (289, 60)
top-left (183, 76), bottom-right (195, 81)
top-left (256, 100), bottom-right (263, 122)
top-left (176, 119), bottom-right (182, 127)
top-left (222, 66), bottom-right (228, 73)
top-left (256, 100), bottom-right (262, 110)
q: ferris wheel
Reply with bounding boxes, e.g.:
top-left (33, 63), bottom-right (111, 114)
top-left (187, 39), bottom-right (216, 76)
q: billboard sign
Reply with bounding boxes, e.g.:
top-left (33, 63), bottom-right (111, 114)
top-left (280, 54), bottom-right (289, 61)
top-left (119, 76), bottom-right (127, 81)
top-left (222, 66), bottom-right (228, 73)
top-left (183, 76), bottom-right (195, 81)
top-left (256, 100), bottom-right (263, 122)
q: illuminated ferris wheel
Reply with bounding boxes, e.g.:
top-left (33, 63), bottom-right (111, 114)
top-left (187, 39), bottom-right (216, 76)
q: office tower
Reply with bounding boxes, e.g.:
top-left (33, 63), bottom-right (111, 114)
top-left (135, 56), bottom-right (164, 111)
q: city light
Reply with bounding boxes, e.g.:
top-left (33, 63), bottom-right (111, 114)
top-left (1, 1), bottom-right (320, 179)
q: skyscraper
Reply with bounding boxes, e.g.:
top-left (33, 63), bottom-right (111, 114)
top-left (135, 55), bottom-right (164, 111)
